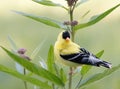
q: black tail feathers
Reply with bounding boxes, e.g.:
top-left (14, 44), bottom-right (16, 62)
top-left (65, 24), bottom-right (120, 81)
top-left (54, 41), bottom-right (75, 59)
top-left (97, 61), bottom-right (112, 68)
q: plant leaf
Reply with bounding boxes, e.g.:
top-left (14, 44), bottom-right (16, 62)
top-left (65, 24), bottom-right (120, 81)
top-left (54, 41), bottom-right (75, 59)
top-left (59, 68), bottom-right (67, 83)
top-left (81, 10), bottom-right (90, 18)
top-left (74, 4), bottom-right (120, 30)
top-left (32, 0), bottom-right (68, 10)
top-left (7, 35), bottom-right (18, 52)
top-left (79, 64), bottom-right (120, 88)
top-left (89, 14), bottom-right (100, 21)
top-left (13, 11), bottom-right (66, 29)
top-left (31, 40), bottom-right (46, 59)
top-left (81, 65), bottom-right (92, 76)
top-left (76, 0), bottom-right (89, 7)
top-left (15, 63), bottom-right (24, 74)
top-left (32, 0), bottom-right (61, 6)
top-left (39, 57), bottom-right (47, 69)
top-left (0, 64), bottom-right (52, 89)
top-left (95, 50), bottom-right (104, 58)
top-left (7, 35), bottom-right (25, 74)
top-left (1, 46), bottom-right (64, 87)
top-left (47, 45), bottom-right (56, 74)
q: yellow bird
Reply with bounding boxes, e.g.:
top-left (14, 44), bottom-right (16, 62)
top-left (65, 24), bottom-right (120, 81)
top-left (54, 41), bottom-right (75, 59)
top-left (54, 30), bottom-right (112, 68)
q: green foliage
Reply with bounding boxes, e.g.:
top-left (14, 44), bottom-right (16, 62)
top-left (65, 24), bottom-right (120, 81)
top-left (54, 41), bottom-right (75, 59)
top-left (32, 0), bottom-right (61, 6)
top-left (32, 0), bottom-right (68, 10)
top-left (74, 4), bottom-right (120, 30)
top-left (59, 68), bottom-right (67, 83)
top-left (0, 1), bottom-right (120, 89)
top-left (13, 3), bottom-right (120, 31)
top-left (47, 45), bottom-right (56, 74)
top-left (0, 64), bottom-right (52, 89)
top-left (76, 0), bottom-right (89, 7)
top-left (7, 35), bottom-right (25, 74)
top-left (1, 46), bottom-right (64, 87)
top-left (81, 10), bottom-right (90, 19)
top-left (7, 35), bottom-right (18, 52)
top-left (79, 64), bottom-right (120, 88)
top-left (13, 11), bottom-right (66, 29)
top-left (96, 50), bottom-right (104, 58)
top-left (30, 40), bottom-right (46, 59)
top-left (81, 65), bottom-right (92, 76)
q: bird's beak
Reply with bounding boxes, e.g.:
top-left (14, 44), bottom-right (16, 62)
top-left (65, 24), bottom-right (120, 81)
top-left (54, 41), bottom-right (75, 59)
top-left (65, 37), bottom-right (70, 42)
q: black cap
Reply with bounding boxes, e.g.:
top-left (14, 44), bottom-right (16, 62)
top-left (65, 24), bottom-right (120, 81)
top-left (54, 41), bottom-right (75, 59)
top-left (62, 31), bottom-right (70, 40)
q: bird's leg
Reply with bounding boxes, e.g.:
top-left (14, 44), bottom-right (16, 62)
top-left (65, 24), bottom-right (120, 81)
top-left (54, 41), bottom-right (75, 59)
top-left (69, 67), bottom-right (73, 75)
top-left (68, 67), bottom-right (73, 89)
top-left (69, 67), bottom-right (77, 75)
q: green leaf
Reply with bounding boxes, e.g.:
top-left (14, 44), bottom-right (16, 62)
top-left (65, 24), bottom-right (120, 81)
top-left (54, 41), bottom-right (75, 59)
top-left (13, 11), bottom-right (66, 29)
top-left (0, 64), bottom-right (52, 89)
top-left (59, 68), bottom-right (67, 83)
top-left (47, 45), bottom-right (55, 74)
top-left (32, 0), bottom-right (60, 6)
top-left (7, 35), bottom-right (18, 52)
top-left (32, 0), bottom-right (68, 10)
top-left (39, 57), bottom-right (47, 69)
top-left (76, 0), bottom-right (89, 7)
top-left (74, 4), bottom-right (120, 30)
top-left (1, 46), bottom-right (64, 87)
top-left (7, 36), bottom-right (24, 74)
top-left (95, 50), bottom-right (104, 58)
top-left (15, 63), bottom-right (24, 74)
top-left (81, 10), bottom-right (90, 18)
top-left (81, 65), bottom-right (92, 76)
top-left (79, 64), bottom-right (120, 88)
top-left (31, 40), bottom-right (46, 59)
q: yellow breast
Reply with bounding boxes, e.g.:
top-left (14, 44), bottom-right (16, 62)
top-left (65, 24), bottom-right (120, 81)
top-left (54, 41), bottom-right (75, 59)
top-left (54, 40), bottom-right (81, 67)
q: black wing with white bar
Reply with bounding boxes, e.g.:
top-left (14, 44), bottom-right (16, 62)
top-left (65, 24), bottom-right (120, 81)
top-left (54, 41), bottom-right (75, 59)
top-left (60, 48), bottom-right (112, 68)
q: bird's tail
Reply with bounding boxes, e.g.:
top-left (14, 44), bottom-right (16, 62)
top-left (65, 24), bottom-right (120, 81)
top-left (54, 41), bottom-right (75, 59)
top-left (97, 61), bottom-right (112, 68)
top-left (84, 55), bottom-right (112, 68)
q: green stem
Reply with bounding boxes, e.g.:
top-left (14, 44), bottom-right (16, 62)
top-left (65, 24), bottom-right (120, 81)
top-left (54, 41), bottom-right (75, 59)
top-left (71, 30), bottom-right (75, 41)
top-left (68, 8), bottom-right (74, 89)
top-left (70, 7), bottom-right (73, 31)
top-left (68, 3), bottom-right (75, 89)
top-left (75, 76), bottom-right (83, 89)
top-left (68, 67), bottom-right (73, 89)
top-left (68, 1), bottom-right (78, 89)
top-left (23, 68), bottom-right (28, 89)
top-left (52, 83), bottom-right (55, 89)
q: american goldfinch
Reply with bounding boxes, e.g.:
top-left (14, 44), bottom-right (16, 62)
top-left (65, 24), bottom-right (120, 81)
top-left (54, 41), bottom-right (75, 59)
top-left (54, 30), bottom-right (112, 68)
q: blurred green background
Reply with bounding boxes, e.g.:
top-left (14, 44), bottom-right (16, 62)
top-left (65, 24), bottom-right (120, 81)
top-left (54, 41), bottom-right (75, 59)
top-left (0, 0), bottom-right (120, 89)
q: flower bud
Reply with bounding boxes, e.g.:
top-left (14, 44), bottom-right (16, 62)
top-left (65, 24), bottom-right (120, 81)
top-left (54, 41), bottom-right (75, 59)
top-left (63, 21), bottom-right (71, 25)
top-left (17, 48), bottom-right (26, 54)
top-left (66, 0), bottom-right (78, 7)
top-left (71, 20), bottom-right (78, 26)
top-left (17, 48), bottom-right (31, 61)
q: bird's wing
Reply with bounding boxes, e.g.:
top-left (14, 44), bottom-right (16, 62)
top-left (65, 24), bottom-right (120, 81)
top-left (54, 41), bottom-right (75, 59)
top-left (80, 48), bottom-right (90, 55)
top-left (60, 48), bottom-right (112, 68)
top-left (60, 47), bottom-right (97, 65)
top-left (60, 51), bottom-right (89, 64)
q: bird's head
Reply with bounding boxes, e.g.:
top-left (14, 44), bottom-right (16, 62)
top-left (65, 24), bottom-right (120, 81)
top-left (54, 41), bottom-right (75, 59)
top-left (57, 30), bottom-right (71, 43)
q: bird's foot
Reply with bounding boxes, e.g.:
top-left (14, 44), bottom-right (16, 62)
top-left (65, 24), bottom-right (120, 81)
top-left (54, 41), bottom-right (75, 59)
top-left (69, 67), bottom-right (74, 75)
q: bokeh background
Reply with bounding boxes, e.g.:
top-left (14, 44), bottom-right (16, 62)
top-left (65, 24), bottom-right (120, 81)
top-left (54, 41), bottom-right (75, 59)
top-left (0, 0), bottom-right (120, 89)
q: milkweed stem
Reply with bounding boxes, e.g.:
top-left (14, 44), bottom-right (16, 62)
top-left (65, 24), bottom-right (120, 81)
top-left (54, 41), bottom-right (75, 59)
top-left (23, 68), bottom-right (28, 89)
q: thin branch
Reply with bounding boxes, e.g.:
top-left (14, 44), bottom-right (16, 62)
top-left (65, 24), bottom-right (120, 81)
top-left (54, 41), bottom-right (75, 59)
top-left (68, 0), bottom-right (78, 89)
top-left (23, 68), bottom-right (28, 89)
top-left (75, 76), bottom-right (84, 89)
top-left (52, 83), bottom-right (55, 89)
top-left (68, 67), bottom-right (73, 89)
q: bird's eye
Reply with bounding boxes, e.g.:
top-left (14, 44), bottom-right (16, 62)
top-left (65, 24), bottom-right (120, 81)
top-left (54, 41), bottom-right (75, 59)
top-left (62, 31), bottom-right (70, 39)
